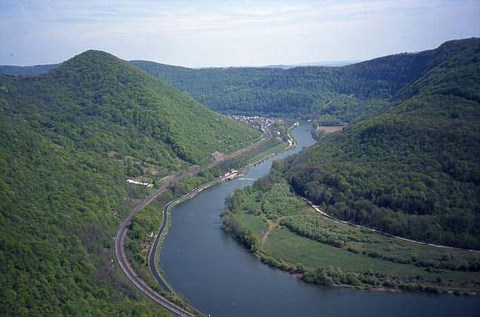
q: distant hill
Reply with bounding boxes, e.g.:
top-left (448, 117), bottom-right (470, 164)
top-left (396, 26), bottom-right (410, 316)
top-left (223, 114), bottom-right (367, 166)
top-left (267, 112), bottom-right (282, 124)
top-left (3, 40), bottom-right (477, 124)
top-left (130, 40), bottom-right (477, 122)
top-left (280, 38), bottom-right (480, 249)
top-left (297, 60), bottom-right (359, 67)
top-left (0, 63), bottom-right (60, 76)
top-left (0, 50), bottom-right (259, 315)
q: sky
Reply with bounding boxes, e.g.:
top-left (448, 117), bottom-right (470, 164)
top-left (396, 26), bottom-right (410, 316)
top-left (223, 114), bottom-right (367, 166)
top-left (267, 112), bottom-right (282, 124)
top-left (1, 0), bottom-right (479, 67)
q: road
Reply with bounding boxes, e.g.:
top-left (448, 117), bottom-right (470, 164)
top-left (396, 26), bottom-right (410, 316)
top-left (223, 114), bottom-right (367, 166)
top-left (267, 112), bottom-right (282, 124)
top-left (148, 178), bottom-right (222, 316)
top-left (114, 189), bottom-right (194, 316)
top-left (301, 197), bottom-right (480, 253)
top-left (114, 125), bottom-right (272, 316)
top-left (148, 198), bottom-right (175, 292)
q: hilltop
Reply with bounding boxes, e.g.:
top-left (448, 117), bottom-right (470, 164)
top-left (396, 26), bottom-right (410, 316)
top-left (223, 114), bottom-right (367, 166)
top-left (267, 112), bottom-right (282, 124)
top-left (3, 50), bottom-right (260, 166)
top-left (0, 50), bottom-right (260, 315)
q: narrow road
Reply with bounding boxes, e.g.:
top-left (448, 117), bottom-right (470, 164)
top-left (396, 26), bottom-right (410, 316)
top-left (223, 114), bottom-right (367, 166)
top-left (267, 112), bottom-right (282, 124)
top-left (115, 190), bottom-right (193, 316)
top-left (148, 198), bottom-right (175, 292)
top-left (148, 179), bottom-right (221, 316)
top-left (301, 197), bottom-right (480, 253)
top-left (114, 125), bottom-right (272, 316)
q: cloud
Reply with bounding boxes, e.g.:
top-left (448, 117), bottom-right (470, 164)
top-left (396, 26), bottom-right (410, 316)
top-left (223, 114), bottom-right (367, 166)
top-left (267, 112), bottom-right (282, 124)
top-left (1, 0), bottom-right (479, 66)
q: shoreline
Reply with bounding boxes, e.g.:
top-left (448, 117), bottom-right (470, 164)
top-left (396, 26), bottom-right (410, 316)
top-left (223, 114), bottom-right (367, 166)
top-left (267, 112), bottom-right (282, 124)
top-left (249, 249), bottom-right (479, 296)
top-left (144, 123), bottom-right (296, 312)
top-left (115, 124), bottom-right (274, 316)
top-left (223, 197), bottom-right (480, 296)
top-left (148, 132), bottom-right (293, 268)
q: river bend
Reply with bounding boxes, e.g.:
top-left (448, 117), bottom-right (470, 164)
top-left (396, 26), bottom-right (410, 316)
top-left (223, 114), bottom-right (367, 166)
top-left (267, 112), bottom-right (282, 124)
top-left (160, 123), bottom-right (479, 317)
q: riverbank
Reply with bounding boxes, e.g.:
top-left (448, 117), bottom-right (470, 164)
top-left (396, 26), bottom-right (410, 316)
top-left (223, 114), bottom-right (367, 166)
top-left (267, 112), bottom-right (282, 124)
top-left (158, 123), bottom-right (480, 317)
top-left (116, 123), bottom-right (275, 315)
top-left (148, 141), bottom-right (296, 312)
top-left (148, 126), bottom-right (294, 274)
top-left (224, 181), bottom-right (480, 296)
top-left (121, 122), bottom-right (297, 313)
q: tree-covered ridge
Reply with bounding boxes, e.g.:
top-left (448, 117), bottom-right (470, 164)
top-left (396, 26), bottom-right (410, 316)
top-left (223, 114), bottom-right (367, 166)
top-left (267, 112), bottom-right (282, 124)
top-left (0, 115), bottom-right (165, 316)
top-left (282, 39), bottom-right (480, 249)
top-left (0, 50), bottom-right (259, 315)
top-left (3, 39), bottom-right (478, 123)
top-left (0, 63), bottom-right (60, 77)
top-left (131, 39), bottom-right (480, 122)
top-left (130, 60), bottom-right (392, 120)
top-left (2, 50), bottom-right (260, 168)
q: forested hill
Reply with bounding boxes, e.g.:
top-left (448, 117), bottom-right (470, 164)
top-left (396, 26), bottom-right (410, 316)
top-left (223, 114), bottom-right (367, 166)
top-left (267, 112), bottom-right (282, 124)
top-left (129, 60), bottom-right (399, 120)
top-left (278, 38), bottom-right (480, 249)
top-left (2, 39), bottom-right (478, 123)
top-left (0, 50), bottom-right (259, 315)
top-left (131, 39), bottom-right (480, 121)
top-left (1, 50), bottom-right (259, 166)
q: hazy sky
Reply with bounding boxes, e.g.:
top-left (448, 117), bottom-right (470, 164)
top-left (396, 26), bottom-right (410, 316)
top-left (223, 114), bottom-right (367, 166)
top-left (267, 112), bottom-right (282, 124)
top-left (1, 0), bottom-right (479, 67)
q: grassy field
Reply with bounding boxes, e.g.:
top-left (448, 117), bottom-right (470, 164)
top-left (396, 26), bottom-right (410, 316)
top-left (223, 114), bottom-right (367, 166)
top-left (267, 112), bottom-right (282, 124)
top-left (236, 212), bottom-right (268, 236)
top-left (265, 228), bottom-right (477, 285)
top-left (226, 182), bottom-right (480, 294)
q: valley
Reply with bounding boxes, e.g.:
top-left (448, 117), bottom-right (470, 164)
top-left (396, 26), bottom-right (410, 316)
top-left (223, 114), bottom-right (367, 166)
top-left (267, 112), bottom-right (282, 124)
top-left (221, 38), bottom-right (480, 301)
top-left (0, 38), bottom-right (479, 316)
top-left (160, 123), bottom-right (479, 317)
top-left (0, 50), bottom-right (261, 316)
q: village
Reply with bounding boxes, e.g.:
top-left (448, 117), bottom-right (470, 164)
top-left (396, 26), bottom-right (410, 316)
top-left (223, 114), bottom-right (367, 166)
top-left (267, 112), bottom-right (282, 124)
top-left (229, 114), bottom-right (284, 127)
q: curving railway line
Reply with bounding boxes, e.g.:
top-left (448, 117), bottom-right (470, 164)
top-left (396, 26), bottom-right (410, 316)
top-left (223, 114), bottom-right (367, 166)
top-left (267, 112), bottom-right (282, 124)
top-left (114, 125), bottom-right (272, 316)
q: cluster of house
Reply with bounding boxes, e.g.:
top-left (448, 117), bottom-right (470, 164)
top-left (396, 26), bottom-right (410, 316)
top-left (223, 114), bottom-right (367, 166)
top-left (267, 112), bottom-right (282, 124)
top-left (230, 115), bottom-right (283, 126)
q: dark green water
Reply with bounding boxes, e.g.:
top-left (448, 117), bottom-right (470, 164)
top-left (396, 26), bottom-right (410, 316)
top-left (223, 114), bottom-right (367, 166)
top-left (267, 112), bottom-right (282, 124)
top-left (160, 123), bottom-right (479, 317)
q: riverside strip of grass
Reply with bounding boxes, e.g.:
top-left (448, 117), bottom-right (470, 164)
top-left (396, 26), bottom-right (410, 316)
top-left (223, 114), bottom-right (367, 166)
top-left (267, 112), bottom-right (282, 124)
top-left (224, 182), bottom-right (480, 295)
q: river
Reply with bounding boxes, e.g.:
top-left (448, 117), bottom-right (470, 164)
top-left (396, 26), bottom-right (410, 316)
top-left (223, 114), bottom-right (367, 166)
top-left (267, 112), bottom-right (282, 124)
top-left (160, 123), bottom-right (479, 317)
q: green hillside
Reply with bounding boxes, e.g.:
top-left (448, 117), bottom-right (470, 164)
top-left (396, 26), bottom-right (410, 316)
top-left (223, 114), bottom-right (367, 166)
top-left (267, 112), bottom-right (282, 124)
top-left (0, 50), bottom-right (259, 315)
top-left (281, 38), bottom-right (480, 249)
top-left (219, 38), bottom-right (480, 294)
top-left (131, 60), bottom-right (393, 121)
top-left (4, 50), bottom-right (260, 167)
top-left (132, 40), bottom-right (477, 122)
top-left (3, 40), bottom-right (476, 125)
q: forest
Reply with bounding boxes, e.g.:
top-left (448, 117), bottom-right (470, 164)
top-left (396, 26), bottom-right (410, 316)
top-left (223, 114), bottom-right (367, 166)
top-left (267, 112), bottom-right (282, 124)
top-left (4, 40), bottom-right (475, 124)
top-left (0, 50), bottom-right (259, 315)
top-left (1, 38), bottom-right (479, 313)
top-left (130, 39), bottom-right (475, 123)
top-left (275, 38), bottom-right (480, 249)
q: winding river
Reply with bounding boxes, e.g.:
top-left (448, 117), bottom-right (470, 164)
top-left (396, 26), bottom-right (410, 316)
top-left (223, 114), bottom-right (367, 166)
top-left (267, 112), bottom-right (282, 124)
top-left (160, 123), bottom-right (479, 317)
